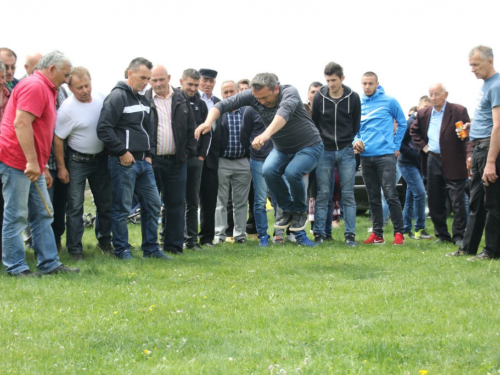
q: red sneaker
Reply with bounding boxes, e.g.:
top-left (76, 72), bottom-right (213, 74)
top-left (362, 232), bottom-right (385, 244)
top-left (393, 232), bottom-right (405, 245)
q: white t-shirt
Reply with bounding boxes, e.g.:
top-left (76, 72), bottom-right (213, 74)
top-left (55, 93), bottom-right (105, 154)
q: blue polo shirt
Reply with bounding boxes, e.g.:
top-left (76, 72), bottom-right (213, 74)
top-left (469, 73), bottom-right (500, 140)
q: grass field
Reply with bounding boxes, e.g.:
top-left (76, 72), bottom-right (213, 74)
top-left (1, 209), bottom-right (500, 374)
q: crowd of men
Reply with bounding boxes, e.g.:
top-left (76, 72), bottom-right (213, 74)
top-left (0, 44), bottom-right (499, 277)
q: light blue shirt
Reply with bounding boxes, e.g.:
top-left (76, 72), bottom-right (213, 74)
top-left (200, 91), bottom-right (216, 111)
top-left (427, 102), bottom-right (446, 153)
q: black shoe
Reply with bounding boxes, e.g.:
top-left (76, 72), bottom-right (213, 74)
top-left (165, 249), bottom-right (183, 255)
top-left (314, 233), bottom-right (324, 243)
top-left (453, 239), bottom-right (464, 248)
top-left (127, 243), bottom-right (136, 251)
top-left (10, 269), bottom-right (41, 277)
top-left (186, 243), bottom-right (202, 250)
top-left (345, 234), bottom-right (358, 247)
top-left (446, 249), bottom-right (468, 257)
top-left (236, 238), bottom-right (247, 244)
top-left (143, 250), bottom-right (172, 260)
top-left (97, 242), bottom-right (114, 254)
top-left (202, 242), bottom-right (215, 248)
top-left (70, 253), bottom-right (84, 261)
top-left (275, 212), bottom-right (294, 229)
top-left (45, 264), bottom-right (80, 275)
top-left (324, 235), bottom-right (334, 242)
top-left (289, 212), bottom-right (308, 232)
top-left (434, 238), bottom-right (453, 245)
top-left (467, 251), bottom-right (495, 261)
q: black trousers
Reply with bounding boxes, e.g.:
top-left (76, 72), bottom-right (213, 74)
top-left (427, 153), bottom-right (467, 242)
top-left (199, 163), bottom-right (218, 245)
top-left (361, 154), bottom-right (404, 235)
top-left (462, 144), bottom-right (500, 257)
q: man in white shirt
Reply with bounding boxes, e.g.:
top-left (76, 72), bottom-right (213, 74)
top-left (54, 67), bottom-right (113, 261)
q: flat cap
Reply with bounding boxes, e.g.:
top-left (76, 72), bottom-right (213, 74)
top-left (199, 68), bottom-right (218, 79)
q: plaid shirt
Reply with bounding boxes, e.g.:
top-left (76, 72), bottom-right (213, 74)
top-left (223, 109), bottom-right (245, 159)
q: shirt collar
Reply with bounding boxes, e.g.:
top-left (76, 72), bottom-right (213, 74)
top-left (432, 101), bottom-right (447, 115)
top-left (34, 71), bottom-right (57, 94)
top-left (200, 91), bottom-right (214, 101)
top-left (153, 85), bottom-right (174, 100)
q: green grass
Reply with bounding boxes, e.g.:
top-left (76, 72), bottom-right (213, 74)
top-left (1, 209), bottom-right (500, 374)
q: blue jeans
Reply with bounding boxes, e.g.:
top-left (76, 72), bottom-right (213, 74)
top-left (250, 158), bottom-right (270, 238)
top-left (314, 147), bottom-right (356, 238)
top-left (66, 154), bottom-right (112, 255)
top-left (0, 162), bottom-right (61, 274)
top-left (399, 164), bottom-right (426, 233)
top-left (108, 157), bottom-right (161, 255)
top-left (263, 142), bottom-right (324, 213)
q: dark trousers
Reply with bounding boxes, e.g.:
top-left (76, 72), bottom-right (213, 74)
top-left (48, 169), bottom-right (68, 244)
top-left (184, 157), bottom-right (204, 246)
top-left (246, 182), bottom-right (257, 234)
top-left (462, 144), bottom-right (500, 257)
top-left (426, 153), bottom-right (467, 242)
top-left (199, 163), bottom-right (218, 245)
top-left (361, 154), bottom-right (404, 236)
top-left (154, 157), bottom-right (187, 253)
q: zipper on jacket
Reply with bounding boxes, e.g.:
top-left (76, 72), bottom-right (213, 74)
top-left (134, 93), bottom-right (150, 151)
top-left (126, 130), bottom-right (129, 149)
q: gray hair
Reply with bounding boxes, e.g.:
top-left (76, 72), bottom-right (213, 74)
top-left (251, 73), bottom-right (279, 91)
top-left (37, 50), bottom-right (72, 70)
top-left (0, 61), bottom-right (5, 72)
top-left (469, 45), bottom-right (494, 60)
top-left (221, 80), bottom-right (237, 87)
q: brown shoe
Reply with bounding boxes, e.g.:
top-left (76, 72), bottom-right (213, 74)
top-left (446, 249), bottom-right (467, 257)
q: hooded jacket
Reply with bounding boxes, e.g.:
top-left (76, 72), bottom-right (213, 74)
top-left (353, 85), bottom-right (407, 157)
top-left (145, 87), bottom-right (196, 165)
top-left (97, 81), bottom-right (154, 158)
top-left (311, 84), bottom-right (361, 151)
top-left (398, 113), bottom-right (421, 168)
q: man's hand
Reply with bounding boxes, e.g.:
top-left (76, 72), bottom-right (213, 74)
top-left (252, 133), bottom-right (270, 150)
top-left (456, 122), bottom-right (471, 139)
top-left (44, 168), bottom-right (53, 189)
top-left (423, 145), bottom-right (429, 154)
top-left (353, 140), bottom-right (364, 154)
top-left (119, 151), bottom-right (136, 166)
top-left (145, 156), bottom-right (152, 164)
top-left (482, 161), bottom-right (498, 186)
top-left (58, 166), bottom-right (70, 184)
top-left (395, 150), bottom-right (400, 158)
top-left (195, 123), bottom-right (211, 140)
top-left (24, 160), bottom-right (41, 182)
top-left (467, 157), bottom-right (472, 171)
top-left (198, 156), bottom-right (205, 161)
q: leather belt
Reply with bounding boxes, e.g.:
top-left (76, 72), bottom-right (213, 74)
top-left (68, 147), bottom-right (105, 159)
top-left (428, 151), bottom-right (441, 157)
top-left (157, 154), bottom-right (176, 159)
top-left (471, 137), bottom-right (490, 147)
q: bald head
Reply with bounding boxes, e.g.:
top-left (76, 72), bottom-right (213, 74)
top-left (150, 65), bottom-right (171, 98)
top-left (25, 52), bottom-right (42, 76)
top-left (428, 83), bottom-right (448, 112)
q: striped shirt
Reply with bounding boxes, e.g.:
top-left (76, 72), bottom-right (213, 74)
top-left (153, 85), bottom-right (175, 155)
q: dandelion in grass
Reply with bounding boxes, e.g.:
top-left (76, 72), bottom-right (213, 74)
top-left (419, 371), bottom-right (428, 375)
top-left (144, 349), bottom-right (151, 355)
top-left (114, 311), bottom-right (118, 315)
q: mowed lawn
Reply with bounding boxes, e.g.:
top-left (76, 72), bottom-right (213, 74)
top-left (1, 208), bottom-right (500, 374)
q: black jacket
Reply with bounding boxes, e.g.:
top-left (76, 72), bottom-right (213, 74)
top-left (240, 107), bottom-right (273, 161)
top-left (188, 92), bottom-right (211, 158)
top-left (97, 81), bottom-right (155, 158)
top-left (311, 84), bottom-right (361, 151)
top-left (145, 87), bottom-right (196, 165)
top-left (204, 95), bottom-right (221, 170)
top-left (398, 113), bottom-right (421, 168)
